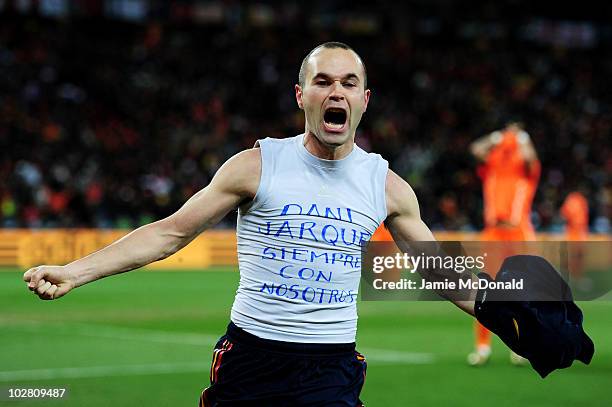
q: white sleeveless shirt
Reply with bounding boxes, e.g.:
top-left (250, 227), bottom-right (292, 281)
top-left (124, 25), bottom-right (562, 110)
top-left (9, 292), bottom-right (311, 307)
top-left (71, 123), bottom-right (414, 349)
top-left (230, 134), bottom-right (388, 343)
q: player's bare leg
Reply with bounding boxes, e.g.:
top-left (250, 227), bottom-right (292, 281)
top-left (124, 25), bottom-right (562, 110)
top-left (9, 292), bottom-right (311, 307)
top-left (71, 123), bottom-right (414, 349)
top-left (467, 321), bottom-right (491, 366)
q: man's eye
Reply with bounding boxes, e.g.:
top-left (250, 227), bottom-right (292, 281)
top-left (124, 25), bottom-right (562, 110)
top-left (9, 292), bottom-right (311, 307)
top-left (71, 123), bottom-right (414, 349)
top-left (343, 82), bottom-right (357, 88)
top-left (316, 81), bottom-right (329, 86)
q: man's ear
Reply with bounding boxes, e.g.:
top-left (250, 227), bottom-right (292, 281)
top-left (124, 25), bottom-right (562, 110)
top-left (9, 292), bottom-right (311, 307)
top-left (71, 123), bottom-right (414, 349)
top-left (295, 84), bottom-right (304, 110)
top-left (363, 89), bottom-right (371, 112)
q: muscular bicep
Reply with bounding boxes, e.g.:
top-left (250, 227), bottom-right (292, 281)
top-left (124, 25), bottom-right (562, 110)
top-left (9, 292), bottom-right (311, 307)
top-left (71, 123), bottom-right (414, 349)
top-left (163, 148), bottom-right (261, 240)
top-left (384, 170), bottom-right (435, 249)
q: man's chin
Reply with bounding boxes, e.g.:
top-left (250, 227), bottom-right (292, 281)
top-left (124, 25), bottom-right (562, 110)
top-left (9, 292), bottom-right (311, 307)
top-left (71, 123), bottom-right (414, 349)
top-left (320, 131), bottom-right (350, 147)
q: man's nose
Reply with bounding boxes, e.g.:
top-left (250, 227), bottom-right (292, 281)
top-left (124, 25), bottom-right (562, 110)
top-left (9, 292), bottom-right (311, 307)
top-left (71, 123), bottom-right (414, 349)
top-left (329, 81), bottom-right (345, 101)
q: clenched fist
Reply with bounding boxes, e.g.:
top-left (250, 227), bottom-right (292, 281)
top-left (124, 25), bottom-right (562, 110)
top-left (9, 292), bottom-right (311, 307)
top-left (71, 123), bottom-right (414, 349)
top-left (23, 265), bottom-right (75, 300)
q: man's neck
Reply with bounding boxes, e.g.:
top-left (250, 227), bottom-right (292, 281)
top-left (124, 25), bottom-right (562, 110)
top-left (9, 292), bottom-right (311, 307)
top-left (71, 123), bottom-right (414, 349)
top-left (303, 131), bottom-right (354, 160)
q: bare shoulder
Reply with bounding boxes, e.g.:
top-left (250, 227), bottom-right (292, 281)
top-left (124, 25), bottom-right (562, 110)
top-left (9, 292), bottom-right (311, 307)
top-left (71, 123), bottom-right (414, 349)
top-left (212, 147), bottom-right (262, 199)
top-left (385, 169), bottom-right (420, 219)
top-left (224, 147), bottom-right (261, 172)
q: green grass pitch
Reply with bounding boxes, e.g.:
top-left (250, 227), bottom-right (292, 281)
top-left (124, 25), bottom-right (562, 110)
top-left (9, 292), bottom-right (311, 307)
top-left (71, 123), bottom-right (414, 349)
top-left (1, 269), bottom-right (611, 406)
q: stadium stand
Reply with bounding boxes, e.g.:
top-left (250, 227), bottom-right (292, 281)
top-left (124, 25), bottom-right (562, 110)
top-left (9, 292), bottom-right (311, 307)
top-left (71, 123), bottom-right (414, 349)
top-left (0, 1), bottom-right (609, 233)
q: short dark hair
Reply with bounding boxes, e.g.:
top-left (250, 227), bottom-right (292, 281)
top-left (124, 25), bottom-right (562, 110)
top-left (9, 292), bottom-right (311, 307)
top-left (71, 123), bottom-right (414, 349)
top-left (298, 42), bottom-right (368, 89)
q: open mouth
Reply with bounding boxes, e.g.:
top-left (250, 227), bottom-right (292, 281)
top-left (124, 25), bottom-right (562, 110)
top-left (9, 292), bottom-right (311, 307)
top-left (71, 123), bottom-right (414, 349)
top-left (323, 108), bottom-right (347, 132)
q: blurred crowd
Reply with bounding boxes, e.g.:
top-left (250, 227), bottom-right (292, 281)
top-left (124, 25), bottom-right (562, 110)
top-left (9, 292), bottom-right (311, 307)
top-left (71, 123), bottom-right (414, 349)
top-left (0, 4), bottom-right (610, 232)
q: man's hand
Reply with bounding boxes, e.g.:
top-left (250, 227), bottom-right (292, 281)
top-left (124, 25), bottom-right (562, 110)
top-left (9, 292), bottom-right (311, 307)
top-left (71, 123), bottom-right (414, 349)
top-left (23, 266), bottom-right (75, 300)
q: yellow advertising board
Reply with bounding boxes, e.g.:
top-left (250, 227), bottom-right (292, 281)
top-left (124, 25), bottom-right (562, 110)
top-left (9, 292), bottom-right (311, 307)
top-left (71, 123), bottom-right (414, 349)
top-left (0, 229), bottom-right (236, 270)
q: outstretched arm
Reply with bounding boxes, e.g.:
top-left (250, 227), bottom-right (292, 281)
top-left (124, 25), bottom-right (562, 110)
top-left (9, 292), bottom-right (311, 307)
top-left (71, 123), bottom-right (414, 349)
top-left (384, 170), bottom-right (475, 316)
top-left (24, 148), bottom-right (261, 300)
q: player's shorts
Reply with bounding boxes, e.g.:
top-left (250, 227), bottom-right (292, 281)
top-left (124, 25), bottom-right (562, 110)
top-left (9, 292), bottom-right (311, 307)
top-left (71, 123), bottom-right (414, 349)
top-left (198, 322), bottom-right (367, 407)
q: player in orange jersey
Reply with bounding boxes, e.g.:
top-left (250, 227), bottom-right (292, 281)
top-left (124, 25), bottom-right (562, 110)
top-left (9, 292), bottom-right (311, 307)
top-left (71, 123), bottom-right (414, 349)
top-left (561, 191), bottom-right (589, 241)
top-left (467, 122), bottom-right (541, 366)
top-left (561, 190), bottom-right (590, 290)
